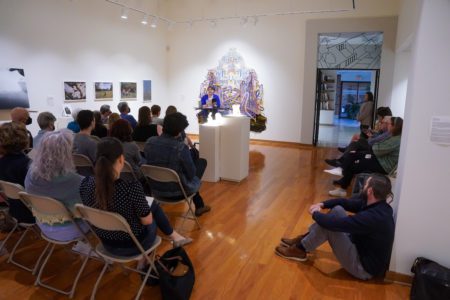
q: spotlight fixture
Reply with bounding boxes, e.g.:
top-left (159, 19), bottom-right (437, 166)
top-left (150, 16), bottom-right (158, 28)
top-left (120, 7), bottom-right (128, 19)
top-left (141, 14), bottom-right (148, 25)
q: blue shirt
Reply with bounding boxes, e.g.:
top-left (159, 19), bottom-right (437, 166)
top-left (120, 113), bottom-right (138, 128)
top-left (67, 121), bottom-right (80, 133)
top-left (200, 94), bottom-right (221, 108)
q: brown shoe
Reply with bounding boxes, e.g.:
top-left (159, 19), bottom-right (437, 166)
top-left (275, 245), bottom-right (307, 262)
top-left (280, 233), bottom-right (307, 247)
top-left (195, 205), bottom-right (211, 217)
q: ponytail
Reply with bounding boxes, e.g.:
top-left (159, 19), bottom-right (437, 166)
top-left (94, 156), bottom-right (115, 210)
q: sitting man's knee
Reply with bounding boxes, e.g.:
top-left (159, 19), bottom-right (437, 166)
top-left (330, 205), bottom-right (346, 215)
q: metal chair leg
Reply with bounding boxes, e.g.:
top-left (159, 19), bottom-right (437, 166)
top-left (0, 221), bottom-right (18, 254)
top-left (91, 262), bottom-right (110, 300)
top-left (32, 241), bottom-right (51, 275)
top-left (7, 226), bottom-right (34, 271)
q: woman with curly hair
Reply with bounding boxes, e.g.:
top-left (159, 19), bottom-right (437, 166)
top-left (25, 129), bottom-right (88, 241)
top-left (0, 122), bottom-right (34, 223)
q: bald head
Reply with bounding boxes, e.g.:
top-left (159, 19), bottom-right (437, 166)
top-left (10, 107), bottom-right (29, 124)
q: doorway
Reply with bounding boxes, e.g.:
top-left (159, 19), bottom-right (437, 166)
top-left (312, 31), bottom-right (383, 146)
top-left (313, 69), bottom-right (380, 147)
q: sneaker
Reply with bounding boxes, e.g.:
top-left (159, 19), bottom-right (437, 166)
top-left (173, 237), bottom-right (193, 248)
top-left (280, 233), bottom-right (307, 247)
top-left (275, 245), bottom-right (307, 262)
top-left (324, 159), bottom-right (341, 168)
top-left (324, 167), bottom-right (343, 176)
top-left (329, 188), bottom-right (347, 197)
top-left (338, 147), bottom-right (346, 153)
top-left (195, 205), bottom-right (211, 217)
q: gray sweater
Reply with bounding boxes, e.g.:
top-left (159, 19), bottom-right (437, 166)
top-left (73, 133), bottom-right (98, 163)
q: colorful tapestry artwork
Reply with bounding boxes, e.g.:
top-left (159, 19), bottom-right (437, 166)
top-left (198, 48), bottom-right (267, 132)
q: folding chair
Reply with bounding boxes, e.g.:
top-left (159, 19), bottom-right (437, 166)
top-left (73, 153), bottom-right (95, 177)
top-left (0, 180), bottom-right (46, 274)
top-left (19, 192), bottom-right (94, 298)
top-left (75, 204), bottom-right (161, 300)
top-left (120, 161), bottom-right (138, 182)
top-left (140, 164), bottom-right (201, 232)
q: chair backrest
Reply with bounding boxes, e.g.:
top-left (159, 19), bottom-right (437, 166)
top-left (120, 161), bottom-right (137, 181)
top-left (135, 142), bottom-right (146, 153)
top-left (140, 164), bottom-right (190, 199)
top-left (19, 192), bottom-right (73, 221)
top-left (0, 180), bottom-right (25, 200)
top-left (75, 204), bottom-right (150, 261)
top-left (73, 153), bottom-right (94, 167)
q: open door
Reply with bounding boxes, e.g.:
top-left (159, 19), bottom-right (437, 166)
top-left (312, 69), bottom-right (323, 146)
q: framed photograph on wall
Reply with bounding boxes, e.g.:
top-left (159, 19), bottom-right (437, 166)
top-left (120, 82), bottom-right (137, 100)
top-left (0, 68), bottom-right (30, 109)
top-left (143, 80), bottom-right (152, 102)
top-left (64, 81), bottom-right (86, 102)
top-left (95, 82), bottom-right (113, 101)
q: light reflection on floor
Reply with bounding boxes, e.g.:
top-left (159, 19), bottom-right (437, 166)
top-left (318, 117), bottom-right (360, 147)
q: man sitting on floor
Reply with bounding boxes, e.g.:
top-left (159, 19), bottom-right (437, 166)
top-left (275, 174), bottom-right (395, 280)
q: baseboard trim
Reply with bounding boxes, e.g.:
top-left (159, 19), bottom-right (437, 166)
top-left (186, 134), bottom-right (312, 149)
top-left (384, 271), bottom-right (413, 286)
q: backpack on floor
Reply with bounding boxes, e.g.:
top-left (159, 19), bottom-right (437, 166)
top-left (410, 257), bottom-right (450, 300)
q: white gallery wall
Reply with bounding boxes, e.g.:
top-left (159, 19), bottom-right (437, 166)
top-left (165, 0), bottom-right (400, 143)
top-left (390, 0), bottom-right (450, 274)
top-left (0, 0), bottom-right (169, 135)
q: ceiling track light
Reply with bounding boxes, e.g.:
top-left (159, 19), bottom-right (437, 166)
top-left (141, 14), bottom-right (148, 25)
top-left (106, 0), bottom-right (356, 29)
top-left (150, 16), bottom-right (158, 28)
top-left (120, 6), bottom-right (128, 19)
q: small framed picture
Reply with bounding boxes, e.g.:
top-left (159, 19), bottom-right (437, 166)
top-left (95, 82), bottom-right (113, 101)
top-left (63, 105), bottom-right (72, 117)
top-left (143, 80), bottom-right (152, 102)
top-left (64, 81), bottom-right (86, 102)
top-left (121, 82), bottom-right (137, 100)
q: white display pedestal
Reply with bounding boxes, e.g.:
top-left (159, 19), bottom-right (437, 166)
top-left (319, 110), bottom-right (334, 125)
top-left (220, 116), bottom-right (250, 182)
top-left (199, 124), bottom-right (221, 182)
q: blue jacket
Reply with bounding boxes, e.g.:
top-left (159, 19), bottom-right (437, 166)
top-left (313, 197), bottom-right (395, 277)
top-left (144, 134), bottom-right (200, 197)
top-left (120, 113), bottom-right (137, 129)
top-left (201, 94), bottom-right (221, 108)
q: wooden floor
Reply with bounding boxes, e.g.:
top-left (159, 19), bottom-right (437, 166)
top-left (0, 143), bottom-right (410, 299)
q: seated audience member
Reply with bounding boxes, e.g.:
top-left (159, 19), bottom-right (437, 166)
top-left (117, 102), bottom-right (137, 129)
top-left (99, 104), bottom-right (112, 124)
top-left (10, 107), bottom-right (33, 148)
top-left (91, 111), bottom-right (108, 139)
top-left (25, 129), bottom-right (88, 241)
top-left (73, 110), bottom-right (97, 163)
top-left (34, 111), bottom-right (56, 149)
top-left (110, 119), bottom-right (144, 178)
top-left (0, 122), bottom-right (34, 223)
top-left (150, 104), bottom-right (164, 126)
top-left (80, 138), bottom-right (192, 255)
top-left (107, 113), bottom-right (120, 132)
top-left (325, 116), bottom-right (392, 168)
top-left (132, 106), bottom-right (162, 142)
top-left (329, 117), bottom-right (403, 197)
top-left (276, 174), bottom-right (394, 280)
top-left (67, 108), bottom-right (81, 133)
top-left (144, 113), bottom-right (211, 216)
top-left (165, 105), bottom-right (195, 149)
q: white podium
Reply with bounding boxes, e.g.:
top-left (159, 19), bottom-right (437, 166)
top-left (220, 116), bottom-right (250, 182)
top-left (199, 124), bottom-right (221, 182)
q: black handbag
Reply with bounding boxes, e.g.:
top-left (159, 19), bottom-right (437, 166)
top-left (411, 257), bottom-right (450, 300)
top-left (143, 247), bottom-right (195, 300)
